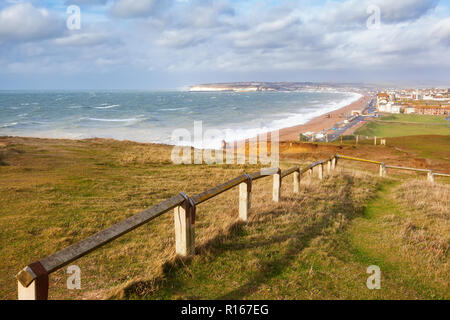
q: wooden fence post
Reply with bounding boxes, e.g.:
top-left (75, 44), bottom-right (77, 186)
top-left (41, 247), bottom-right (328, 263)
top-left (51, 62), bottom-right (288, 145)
top-left (356, 135), bottom-right (359, 145)
top-left (374, 136), bottom-right (377, 145)
top-left (293, 170), bottom-right (301, 193)
top-left (273, 169), bottom-right (281, 202)
top-left (427, 171), bottom-right (434, 183)
top-left (318, 163), bottom-right (324, 180)
top-left (332, 156), bottom-right (337, 170)
top-left (174, 195), bottom-right (195, 257)
top-left (379, 163), bottom-right (386, 177)
top-left (327, 160), bottom-right (331, 174)
top-left (17, 264), bottom-right (49, 300)
top-left (239, 176), bottom-right (252, 221)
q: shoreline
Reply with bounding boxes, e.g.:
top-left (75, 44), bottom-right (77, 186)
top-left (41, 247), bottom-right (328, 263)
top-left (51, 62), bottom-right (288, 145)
top-left (277, 95), bottom-right (370, 141)
top-left (0, 92), bottom-right (370, 146)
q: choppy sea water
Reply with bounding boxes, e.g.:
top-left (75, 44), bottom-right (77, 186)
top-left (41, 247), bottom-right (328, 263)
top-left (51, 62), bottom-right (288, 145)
top-left (0, 90), bottom-right (361, 149)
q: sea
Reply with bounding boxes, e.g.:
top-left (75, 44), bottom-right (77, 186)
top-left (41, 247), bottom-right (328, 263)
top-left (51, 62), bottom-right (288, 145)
top-left (0, 90), bottom-right (361, 149)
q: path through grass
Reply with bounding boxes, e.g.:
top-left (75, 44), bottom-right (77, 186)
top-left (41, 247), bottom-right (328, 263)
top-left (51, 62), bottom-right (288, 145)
top-left (130, 177), bottom-right (449, 300)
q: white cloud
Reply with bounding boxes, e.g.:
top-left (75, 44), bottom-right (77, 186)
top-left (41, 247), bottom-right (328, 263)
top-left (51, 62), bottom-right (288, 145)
top-left (430, 17), bottom-right (450, 46)
top-left (53, 33), bottom-right (115, 47)
top-left (0, 3), bottom-right (64, 42)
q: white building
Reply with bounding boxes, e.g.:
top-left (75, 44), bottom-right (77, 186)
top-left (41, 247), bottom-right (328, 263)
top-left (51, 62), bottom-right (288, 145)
top-left (405, 107), bottom-right (415, 114)
top-left (391, 104), bottom-right (401, 114)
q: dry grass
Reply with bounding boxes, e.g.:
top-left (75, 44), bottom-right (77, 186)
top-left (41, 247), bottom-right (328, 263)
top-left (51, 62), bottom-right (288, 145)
top-left (0, 137), bottom-right (311, 300)
top-left (393, 180), bottom-right (449, 259)
top-left (394, 180), bottom-right (449, 219)
top-left (1, 136), bottom-right (449, 300)
top-left (115, 169), bottom-right (384, 300)
top-left (345, 178), bottom-right (449, 299)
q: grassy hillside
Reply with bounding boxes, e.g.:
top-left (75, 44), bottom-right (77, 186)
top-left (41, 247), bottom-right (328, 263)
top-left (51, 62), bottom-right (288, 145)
top-left (380, 114), bottom-right (449, 124)
top-left (135, 178), bottom-right (449, 300)
top-left (0, 137), bottom-right (261, 299)
top-left (0, 137), bottom-right (448, 300)
top-left (355, 114), bottom-right (450, 137)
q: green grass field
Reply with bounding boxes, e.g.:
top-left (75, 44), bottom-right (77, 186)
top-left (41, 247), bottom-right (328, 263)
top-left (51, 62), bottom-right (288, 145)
top-left (355, 114), bottom-right (450, 138)
top-left (137, 178), bottom-right (449, 300)
top-left (0, 137), bottom-right (449, 300)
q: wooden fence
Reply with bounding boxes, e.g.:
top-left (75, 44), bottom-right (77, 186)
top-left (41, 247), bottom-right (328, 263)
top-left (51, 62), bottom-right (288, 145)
top-left (16, 153), bottom-right (449, 300)
top-left (16, 155), bottom-right (338, 300)
top-left (337, 155), bottom-right (450, 182)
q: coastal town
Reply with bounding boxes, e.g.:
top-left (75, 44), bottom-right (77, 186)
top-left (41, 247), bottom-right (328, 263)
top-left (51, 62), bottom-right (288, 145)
top-left (376, 88), bottom-right (450, 115)
top-left (298, 87), bottom-right (450, 142)
top-left (188, 83), bottom-right (450, 142)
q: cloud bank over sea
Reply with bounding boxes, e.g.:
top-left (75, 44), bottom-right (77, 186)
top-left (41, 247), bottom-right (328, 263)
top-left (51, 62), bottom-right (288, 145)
top-left (0, 0), bottom-right (449, 89)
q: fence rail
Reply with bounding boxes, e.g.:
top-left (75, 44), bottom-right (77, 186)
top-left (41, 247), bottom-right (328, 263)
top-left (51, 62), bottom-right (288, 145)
top-left (337, 154), bottom-right (449, 182)
top-left (16, 155), bottom-right (337, 300)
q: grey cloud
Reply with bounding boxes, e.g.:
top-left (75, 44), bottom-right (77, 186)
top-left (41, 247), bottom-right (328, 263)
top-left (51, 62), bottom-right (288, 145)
top-left (319, 0), bottom-right (439, 30)
top-left (110, 0), bottom-right (173, 18)
top-left (379, 0), bottom-right (439, 23)
top-left (1, 0), bottom-right (449, 88)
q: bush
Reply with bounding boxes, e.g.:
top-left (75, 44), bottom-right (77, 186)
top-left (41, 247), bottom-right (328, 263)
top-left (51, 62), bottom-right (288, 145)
top-left (298, 134), bottom-right (310, 142)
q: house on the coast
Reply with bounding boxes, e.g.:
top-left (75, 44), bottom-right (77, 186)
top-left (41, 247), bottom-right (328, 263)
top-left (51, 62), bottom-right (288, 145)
top-left (415, 105), bottom-right (450, 115)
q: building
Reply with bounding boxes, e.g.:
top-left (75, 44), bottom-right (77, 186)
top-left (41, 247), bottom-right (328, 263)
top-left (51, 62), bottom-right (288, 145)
top-left (415, 105), bottom-right (450, 115)
top-left (404, 106), bottom-right (415, 114)
top-left (391, 104), bottom-right (401, 114)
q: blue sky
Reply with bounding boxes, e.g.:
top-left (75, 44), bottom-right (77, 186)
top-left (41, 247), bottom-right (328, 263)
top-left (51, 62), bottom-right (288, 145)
top-left (0, 0), bottom-right (449, 89)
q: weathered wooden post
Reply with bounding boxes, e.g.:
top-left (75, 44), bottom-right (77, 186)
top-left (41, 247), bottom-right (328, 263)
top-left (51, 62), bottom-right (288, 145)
top-left (427, 171), bottom-right (434, 183)
top-left (293, 169), bottom-right (301, 193)
top-left (318, 163), bottom-right (324, 180)
top-left (325, 133), bottom-right (328, 143)
top-left (374, 136), bottom-right (377, 145)
top-left (174, 194), bottom-right (195, 257)
top-left (379, 163), bottom-right (386, 177)
top-left (327, 160), bottom-right (331, 174)
top-left (331, 157), bottom-right (335, 170)
top-left (17, 264), bottom-right (49, 300)
top-left (273, 168), bottom-right (281, 202)
top-left (340, 135), bottom-right (343, 145)
top-left (239, 175), bottom-right (252, 221)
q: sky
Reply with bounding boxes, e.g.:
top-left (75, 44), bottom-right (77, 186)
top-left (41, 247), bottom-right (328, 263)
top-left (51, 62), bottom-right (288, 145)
top-left (0, 0), bottom-right (449, 90)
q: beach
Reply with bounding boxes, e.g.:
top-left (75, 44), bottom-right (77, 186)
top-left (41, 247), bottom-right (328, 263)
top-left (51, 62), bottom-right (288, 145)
top-left (278, 95), bottom-right (370, 141)
top-left (0, 91), bottom-right (364, 148)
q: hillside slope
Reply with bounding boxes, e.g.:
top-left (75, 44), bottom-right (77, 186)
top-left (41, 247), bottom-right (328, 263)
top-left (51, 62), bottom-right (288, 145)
top-left (0, 136), bottom-right (448, 300)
